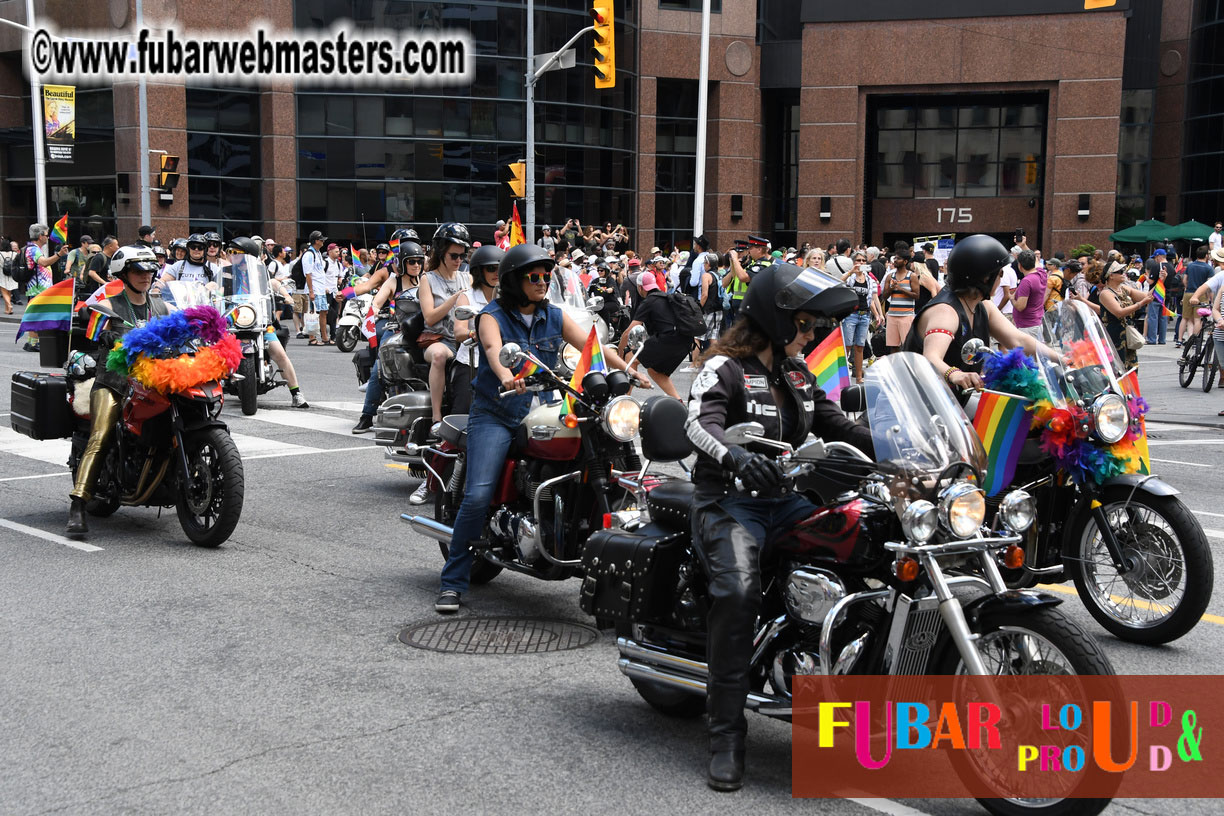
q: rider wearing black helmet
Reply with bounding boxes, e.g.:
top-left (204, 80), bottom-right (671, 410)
top-left (169, 238), bottom-right (187, 263)
top-left (685, 262), bottom-right (872, 792)
top-left (203, 231), bottom-right (224, 268)
top-left (450, 244), bottom-right (506, 416)
top-left (904, 233), bottom-right (1049, 390)
top-left (161, 233), bottom-right (216, 286)
top-left (433, 243), bottom-right (647, 614)
top-left (419, 223), bottom-right (474, 427)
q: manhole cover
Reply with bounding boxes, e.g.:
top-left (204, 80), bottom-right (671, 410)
top-left (398, 616), bottom-right (600, 655)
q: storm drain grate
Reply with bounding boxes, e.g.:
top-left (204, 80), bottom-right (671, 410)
top-left (398, 616), bottom-right (600, 655)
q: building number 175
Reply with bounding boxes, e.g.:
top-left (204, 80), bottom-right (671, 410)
top-left (936, 207), bottom-right (973, 224)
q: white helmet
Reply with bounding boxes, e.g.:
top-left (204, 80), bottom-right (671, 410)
top-left (110, 244), bottom-right (160, 278)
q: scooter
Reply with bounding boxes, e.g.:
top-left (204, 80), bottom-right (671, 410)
top-left (335, 290), bottom-right (374, 353)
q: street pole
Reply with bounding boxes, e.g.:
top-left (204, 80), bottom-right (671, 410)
top-left (691, 0), bottom-right (711, 242)
top-left (136, 0), bottom-right (150, 225)
top-left (24, 0), bottom-right (47, 224)
top-left (525, 0), bottom-right (535, 242)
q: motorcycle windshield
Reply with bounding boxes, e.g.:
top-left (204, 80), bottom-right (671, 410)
top-left (1037, 299), bottom-right (1124, 408)
top-left (161, 280), bottom-right (217, 312)
top-left (864, 352), bottom-right (987, 496)
top-left (548, 266), bottom-right (589, 311)
top-left (224, 256), bottom-right (272, 325)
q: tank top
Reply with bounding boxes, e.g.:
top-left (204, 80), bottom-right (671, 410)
top-left (888, 268), bottom-right (917, 316)
top-left (423, 267), bottom-right (470, 338)
top-left (903, 288), bottom-right (990, 373)
top-left (848, 273), bottom-right (871, 312)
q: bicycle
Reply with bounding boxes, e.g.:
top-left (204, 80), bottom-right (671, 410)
top-left (1177, 307), bottom-right (1214, 388)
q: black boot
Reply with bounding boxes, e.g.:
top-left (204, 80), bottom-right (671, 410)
top-left (66, 498), bottom-right (89, 538)
top-left (706, 681), bottom-right (747, 791)
top-left (708, 747), bottom-right (745, 792)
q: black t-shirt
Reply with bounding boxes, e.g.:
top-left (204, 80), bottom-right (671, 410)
top-left (82, 252), bottom-right (108, 295)
top-left (633, 291), bottom-right (676, 335)
top-left (925, 257), bottom-right (941, 278)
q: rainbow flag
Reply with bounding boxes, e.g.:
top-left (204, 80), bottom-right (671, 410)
top-left (16, 277), bottom-right (74, 336)
top-left (85, 309), bottom-right (109, 341)
top-left (972, 390), bottom-right (1031, 497)
top-left (50, 213), bottom-right (68, 245)
top-left (1151, 279), bottom-right (1175, 318)
top-left (804, 329), bottom-right (850, 402)
top-left (1118, 368), bottom-right (1150, 474)
top-left (388, 236), bottom-right (400, 252)
top-left (350, 244), bottom-right (367, 274)
top-left (560, 326), bottom-right (605, 417)
top-left (514, 357), bottom-right (543, 381)
top-left (509, 202), bottom-right (525, 247)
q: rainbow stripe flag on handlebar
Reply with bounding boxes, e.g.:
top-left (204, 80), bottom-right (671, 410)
top-left (972, 390), bottom-right (1031, 497)
top-left (560, 326), bottom-right (605, 418)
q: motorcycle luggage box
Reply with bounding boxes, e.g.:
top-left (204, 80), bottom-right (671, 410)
top-left (579, 524), bottom-right (687, 623)
top-left (375, 392), bottom-right (432, 431)
top-left (10, 371), bottom-right (74, 440)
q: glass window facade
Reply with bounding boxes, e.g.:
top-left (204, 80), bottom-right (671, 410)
top-left (654, 78), bottom-right (697, 253)
top-left (868, 94), bottom-right (1047, 199)
top-left (185, 87), bottom-right (261, 239)
top-left (1183, 0), bottom-right (1224, 223)
top-left (1116, 89), bottom-right (1154, 231)
top-left (293, 1), bottom-right (637, 246)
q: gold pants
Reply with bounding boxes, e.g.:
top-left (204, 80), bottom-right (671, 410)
top-left (70, 388), bottom-right (121, 501)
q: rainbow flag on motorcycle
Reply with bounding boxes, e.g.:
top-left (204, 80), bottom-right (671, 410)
top-left (972, 390), bottom-right (1032, 497)
top-left (804, 329), bottom-right (850, 402)
top-left (84, 309), bottom-right (109, 341)
top-left (1151, 279), bottom-right (1175, 318)
top-left (16, 277), bottom-right (74, 336)
top-left (560, 326), bottom-right (605, 418)
top-left (1118, 368), bottom-right (1151, 474)
top-left (514, 356), bottom-right (544, 380)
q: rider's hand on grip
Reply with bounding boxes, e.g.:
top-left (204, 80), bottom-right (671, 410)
top-left (723, 445), bottom-right (783, 493)
top-left (499, 373), bottom-right (527, 398)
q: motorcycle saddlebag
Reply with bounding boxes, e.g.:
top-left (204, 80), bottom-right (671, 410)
top-left (10, 371), bottom-right (74, 440)
top-left (579, 525), bottom-right (687, 623)
top-left (375, 391), bottom-right (432, 431)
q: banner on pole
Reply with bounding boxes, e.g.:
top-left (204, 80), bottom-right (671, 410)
top-left (42, 85), bottom-right (76, 164)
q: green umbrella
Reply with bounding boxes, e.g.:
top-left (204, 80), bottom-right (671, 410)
top-left (1157, 219), bottom-right (1214, 242)
top-left (1109, 219), bottom-right (1171, 243)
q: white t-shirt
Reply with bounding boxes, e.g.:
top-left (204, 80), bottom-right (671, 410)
top-left (314, 257), bottom-right (340, 293)
top-left (993, 265), bottom-right (1018, 315)
top-left (1203, 269), bottom-right (1224, 300)
top-left (1210, 231), bottom-right (1223, 253)
top-left (268, 259), bottom-right (287, 280)
top-left (164, 259), bottom-right (216, 284)
top-left (459, 289), bottom-right (490, 368)
top-left (302, 247), bottom-right (326, 291)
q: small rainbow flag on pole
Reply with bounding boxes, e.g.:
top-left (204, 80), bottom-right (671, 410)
top-left (560, 326), bottom-right (605, 418)
top-left (50, 213), bottom-right (69, 245)
top-left (1151, 279), bottom-right (1175, 318)
top-left (972, 390), bottom-right (1031, 497)
top-left (804, 329), bottom-right (851, 402)
top-left (85, 309), bottom-right (109, 341)
top-left (388, 236), bottom-right (400, 253)
top-left (514, 356), bottom-right (543, 381)
top-left (16, 277), bottom-right (74, 336)
top-left (350, 244), bottom-right (367, 275)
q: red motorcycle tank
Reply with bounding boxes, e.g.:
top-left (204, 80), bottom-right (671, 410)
top-left (772, 498), bottom-right (890, 567)
top-left (521, 402), bottom-right (581, 461)
top-left (123, 382), bottom-right (171, 434)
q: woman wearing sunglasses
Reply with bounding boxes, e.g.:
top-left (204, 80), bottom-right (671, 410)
top-left (435, 243), bottom-right (648, 614)
top-left (419, 222), bottom-right (474, 425)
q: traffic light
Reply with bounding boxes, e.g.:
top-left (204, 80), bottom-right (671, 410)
top-left (590, 4), bottom-right (615, 89)
top-left (158, 154), bottom-right (180, 192)
top-left (507, 161), bottom-right (526, 198)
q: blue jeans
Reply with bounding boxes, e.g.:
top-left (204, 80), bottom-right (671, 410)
top-left (841, 311), bottom-right (871, 348)
top-left (360, 321), bottom-right (392, 418)
top-left (1145, 300), bottom-right (1168, 344)
top-left (439, 413), bottom-right (516, 594)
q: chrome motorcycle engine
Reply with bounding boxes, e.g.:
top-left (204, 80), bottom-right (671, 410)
top-left (782, 567), bottom-right (847, 625)
top-left (491, 507), bottom-right (540, 564)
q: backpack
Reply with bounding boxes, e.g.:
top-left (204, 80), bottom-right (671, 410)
top-left (1044, 272), bottom-right (1064, 312)
top-left (287, 255), bottom-right (306, 289)
top-left (11, 247), bottom-right (36, 287)
top-left (666, 291), bottom-right (707, 337)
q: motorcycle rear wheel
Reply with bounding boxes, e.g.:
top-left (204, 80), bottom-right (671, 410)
top-left (432, 458), bottom-right (502, 585)
top-left (176, 427), bottom-right (245, 547)
top-left (237, 356), bottom-right (258, 416)
top-left (336, 325), bottom-right (359, 353)
top-left (1178, 335), bottom-right (1200, 387)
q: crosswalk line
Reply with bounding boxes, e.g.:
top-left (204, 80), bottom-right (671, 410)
top-left (0, 426), bottom-right (70, 467)
top-left (229, 432), bottom-right (317, 457)
top-left (242, 409), bottom-right (358, 438)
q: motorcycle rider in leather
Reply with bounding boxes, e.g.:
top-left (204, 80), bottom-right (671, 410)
top-left (434, 244), bottom-right (649, 614)
top-left (67, 246), bottom-right (170, 538)
top-left (685, 261), bottom-right (873, 791)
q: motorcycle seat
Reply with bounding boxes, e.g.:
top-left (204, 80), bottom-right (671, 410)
top-left (439, 415), bottom-right (468, 449)
top-left (646, 480), bottom-right (695, 530)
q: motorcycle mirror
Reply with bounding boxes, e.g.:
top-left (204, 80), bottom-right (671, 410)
top-left (794, 439), bottom-right (827, 461)
top-left (625, 324), bottom-right (647, 351)
top-left (586, 296), bottom-right (604, 312)
top-left (961, 338), bottom-right (987, 366)
top-left (839, 385), bottom-right (866, 413)
top-left (723, 422), bottom-right (766, 446)
top-left (499, 343), bottom-right (524, 369)
top-left (454, 305), bottom-right (476, 321)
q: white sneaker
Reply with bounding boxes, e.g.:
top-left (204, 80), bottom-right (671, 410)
top-left (357, 381), bottom-right (368, 392)
top-left (680, 365), bottom-right (697, 372)
top-left (409, 481), bottom-right (431, 505)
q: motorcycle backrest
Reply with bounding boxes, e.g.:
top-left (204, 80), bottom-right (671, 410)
top-left (639, 396), bottom-right (693, 463)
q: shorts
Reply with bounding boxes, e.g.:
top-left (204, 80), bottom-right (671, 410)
top-left (1183, 293), bottom-right (1198, 315)
top-left (841, 311), bottom-right (870, 348)
top-left (885, 313), bottom-right (914, 347)
top-left (638, 334), bottom-right (692, 375)
top-left (292, 292), bottom-right (309, 317)
top-left (701, 310), bottom-right (722, 342)
top-left (313, 293), bottom-right (329, 312)
top-left (1017, 325), bottom-right (1042, 339)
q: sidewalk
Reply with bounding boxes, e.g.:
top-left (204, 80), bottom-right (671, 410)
top-left (1135, 336), bottom-right (1224, 430)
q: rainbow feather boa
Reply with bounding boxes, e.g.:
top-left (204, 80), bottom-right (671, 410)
top-left (106, 306), bottom-right (242, 394)
top-left (980, 346), bottom-right (1149, 486)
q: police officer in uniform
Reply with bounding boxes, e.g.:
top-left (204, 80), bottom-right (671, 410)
top-left (724, 236), bottom-right (771, 325)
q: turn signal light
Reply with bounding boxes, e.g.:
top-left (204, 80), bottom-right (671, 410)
top-left (563, 414), bottom-right (579, 429)
top-left (893, 557), bottom-right (920, 582)
top-left (1003, 545), bottom-right (1025, 569)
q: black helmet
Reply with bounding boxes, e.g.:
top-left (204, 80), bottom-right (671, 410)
top-left (204, 231), bottom-right (222, 245)
top-left (186, 233), bottom-right (207, 256)
top-left (375, 242), bottom-right (391, 253)
top-left (946, 234), bottom-right (1011, 299)
top-left (431, 222), bottom-right (471, 260)
top-left (228, 236), bottom-right (261, 257)
top-left (741, 262), bottom-right (856, 347)
top-left (468, 244), bottom-right (506, 287)
top-left (397, 240), bottom-right (426, 265)
top-left (391, 227), bottom-right (419, 244)
top-left (169, 238), bottom-right (187, 252)
top-left (497, 244), bottom-right (555, 309)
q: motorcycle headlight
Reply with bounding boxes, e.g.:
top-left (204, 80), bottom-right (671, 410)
top-left (561, 343), bottom-right (580, 372)
top-left (939, 482), bottom-right (986, 539)
top-left (232, 304), bottom-right (257, 330)
top-left (601, 395), bottom-right (641, 442)
top-left (901, 500), bottom-right (938, 544)
top-left (1092, 393), bottom-right (1129, 444)
top-left (998, 489), bottom-right (1036, 533)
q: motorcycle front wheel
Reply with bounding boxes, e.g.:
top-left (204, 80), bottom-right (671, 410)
top-left (335, 325), bottom-right (359, 353)
top-left (176, 427), bottom-right (245, 547)
top-left (237, 356), bottom-right (258, 416)
top-left (1070, 487), bottom-right (1213, 644)
top-left (936, 607), bottom-right (1115, 816)
top-left (432, 458), bottom-right (502, 585)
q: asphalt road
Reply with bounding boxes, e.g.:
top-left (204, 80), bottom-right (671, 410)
top-left (1, 313), bottom-right (1221, 816)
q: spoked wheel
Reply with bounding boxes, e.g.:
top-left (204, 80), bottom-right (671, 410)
top-left (431, 458), bottom-right (501, 585)
top-left (1178, 335), bottom-right (1200, 388)
top-left (936, 608), bottom-right (1116, 816)
top-left (1070, 487), bottom-right (1212, 644)
top-left (1202, 340), bottom-right (1217, 392)
top-left (175, 428), bottom-right (245, 547)
top-left (335, 325), bottom-right (359, 353)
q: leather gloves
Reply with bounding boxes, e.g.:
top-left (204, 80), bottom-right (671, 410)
top-left (722, 445), bottom-right (783, 493)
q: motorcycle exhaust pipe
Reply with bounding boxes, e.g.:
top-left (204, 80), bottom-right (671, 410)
top-left (401, 513), bottom-right (453, 542)
top-left (616, 659), bottom-right (784, 712)
top-left (618, 637), bottom-right (707, 677)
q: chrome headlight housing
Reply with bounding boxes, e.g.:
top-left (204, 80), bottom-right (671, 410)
top-left (1092, 393), bottom-right (1129, 444)
top-left (232, 304), bottom-right (257, 330)
top-left (561, 343), bottom-right (580, 372)
top-left (939, 482), bottom-right (986, 539)
top-left (998, 489), bottom-right (1036, 533)
top-left (602, 395), bottom-right (641, 442)
top-left (901, 500), bottom-right (938, 544)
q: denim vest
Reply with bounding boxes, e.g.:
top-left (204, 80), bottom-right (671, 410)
top-left (472, 300), bottom-right (565, 424)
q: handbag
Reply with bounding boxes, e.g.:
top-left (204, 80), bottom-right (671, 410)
top-left (302, 310), bottom-right (320, 337)
top-left (1124, 324), bottom-right (1145, 350)
top-left (417, 330), bottom-right (444, 349)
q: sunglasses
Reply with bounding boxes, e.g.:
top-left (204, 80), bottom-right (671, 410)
top-left (208, 242), bottom-right (221, 247)
top-left (526, 271), bottom-right (552, 284)
top-left (403, 257), bottom-right (422, 265)
top-left (794, 317), bottom-right (817, 335)
top-left (447, 252), bottom-right (466, 261)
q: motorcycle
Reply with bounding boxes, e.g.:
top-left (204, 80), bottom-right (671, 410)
top-left (400, 339), bottom-right (647, 585)
top-left (549, 265), bottom-right (611, 377)
top-left (221, 255), bottom-right (287, 416)
top-left (962, 299), bottom-right (1212, 645)
top-left (335, 289), bottom-right (374, 353)
top-left (581, 353), bottom-right (1114, 816)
